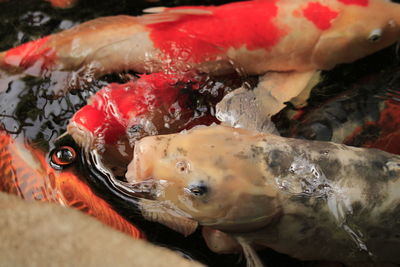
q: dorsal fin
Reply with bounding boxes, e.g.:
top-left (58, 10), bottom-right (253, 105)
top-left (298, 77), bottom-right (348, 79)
top-left (139, 6), bottom-right (213, 25)
top-left (143, 6), bottom-right (212, 15)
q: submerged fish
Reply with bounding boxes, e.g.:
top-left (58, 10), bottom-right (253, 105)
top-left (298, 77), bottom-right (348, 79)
top-left (66, 72), bottom-right (212, 175)
top-left (343, 100), bottom-right (400, 154)
top-left (0, 130), bottom-right (143, 239)
top-left (2, 0), bottom-right (400, 118)
top-left (122, 125), bottom-right (400, 265)
top-left (68, 73), bottom-right (197, 148)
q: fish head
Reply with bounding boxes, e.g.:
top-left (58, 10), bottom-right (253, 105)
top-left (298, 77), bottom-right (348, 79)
top-left (125, 125), bottom-right (281, 234)
top-left (313, 0), bottom-right (400, 69)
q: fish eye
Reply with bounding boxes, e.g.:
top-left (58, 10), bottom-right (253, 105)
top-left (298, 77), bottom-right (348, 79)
top-left (186, 181), bottom-right (209, 197)
top-left (50, 146), bottom-right (76, 169)
top-left (368, 28), bottom-right (382, 43)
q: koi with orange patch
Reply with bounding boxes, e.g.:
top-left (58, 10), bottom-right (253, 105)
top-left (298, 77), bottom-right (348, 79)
top-left (0, 130), bottom-right (143, 239)
top-left (2, 0), bottom-right (400, 122)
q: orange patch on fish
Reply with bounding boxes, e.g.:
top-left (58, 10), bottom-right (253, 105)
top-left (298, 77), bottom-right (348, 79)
top-left (0, 131), bottom-right (143, 239)
top-left (4, 36), bottom-right (56, 71)
top-left (303, 2), bottom-right (339, 30)
top-left (343, 101), bottom-right (400, 154)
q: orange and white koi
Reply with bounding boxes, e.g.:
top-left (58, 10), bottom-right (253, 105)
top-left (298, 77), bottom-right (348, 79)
top-left (0, 131), bottom-right (143, 239)
top-left (2, 0), bottom-right (400, 117)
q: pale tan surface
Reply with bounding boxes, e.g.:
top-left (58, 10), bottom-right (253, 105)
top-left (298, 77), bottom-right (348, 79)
top-left (0, 192), bottom-right (203, 267)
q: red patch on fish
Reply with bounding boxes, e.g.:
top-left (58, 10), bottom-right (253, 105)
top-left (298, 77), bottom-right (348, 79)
top-left (71, 73), bottom-right (195, 144)
top-left (148, 0), bottom-right (284, 63)
top-left (303, 2), bottom-right (339, 30)
top-left (4, 36), bottom-right (56, 71)
top-left (344, 101), bottom-right (400, 154)
top-left (338, 0), bottom-right (368, 6)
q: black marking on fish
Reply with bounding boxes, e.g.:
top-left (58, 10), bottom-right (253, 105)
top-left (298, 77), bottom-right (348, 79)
top-left (265, 149), bottom-right (292, 178)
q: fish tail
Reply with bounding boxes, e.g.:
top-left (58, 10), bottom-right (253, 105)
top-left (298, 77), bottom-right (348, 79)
top-left (101, 208), bottom-right (145, 238)
top-left (236, 237), bottom-right (264, 267)
top-left (2, 36), bottom-right (56, 75)
top-left (0, 132), bottom-right (52, 201)
top-left (59, 177), bottom-right (143, 239)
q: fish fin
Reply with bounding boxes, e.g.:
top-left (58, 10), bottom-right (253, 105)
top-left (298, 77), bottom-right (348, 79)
top-left (254, 71), bottom-right (320, 114)
top-left (236, 236), bottom-right (264, 267)
top-left (140, 199), bottom-right (198, 236)
top-left (139, 7), bottom-right (212, 25)
top-left (142, 7), bottom-right (168, 13)
top-left (143, 6), bottom-right (212, 15)
top-left (216, 86), bottom-right (279, 135)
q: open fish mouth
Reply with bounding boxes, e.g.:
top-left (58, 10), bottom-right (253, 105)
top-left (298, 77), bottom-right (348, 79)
top-left (80, 148), bottom-right (157, 201)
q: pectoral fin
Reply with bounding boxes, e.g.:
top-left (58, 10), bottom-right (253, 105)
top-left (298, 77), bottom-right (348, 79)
top-left (216, 71), bottom-right (320, 134)
top-left (139, 7), bottom-right (212, 25)
top-left (236, 236), bottom-right (264, 267)
top-left (140, 199), bottom-right (198, 236)
top-left (255, 70), bottom-right (321, 112)
top-left (215, 86), bottom-right (279, 134)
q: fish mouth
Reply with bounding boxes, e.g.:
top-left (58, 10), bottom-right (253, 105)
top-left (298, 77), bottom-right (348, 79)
top-left (67, 121), bottom-right (94, 150)
top-left (81, 148), bottom-right (199, 236)
top-left (81, 148), bottom-right (157, 201)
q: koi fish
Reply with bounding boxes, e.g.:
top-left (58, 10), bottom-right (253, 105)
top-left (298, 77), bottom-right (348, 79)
top-left (0, 130), bottom-right (143, 239)
top-left (292, 98), bottom-right (400, 154)
top-left (286, 63), bottom-right (400, 154)
top-left (68, 73), bottom-right (196, 148)
top-left (121, 125), bottom-right (400, 265)
top-left (66, 72), bottom-right (210, 175)
top-left (2, 0), bottom-right (400, 118)
top-left (343, 100), bottom-right (400, 154)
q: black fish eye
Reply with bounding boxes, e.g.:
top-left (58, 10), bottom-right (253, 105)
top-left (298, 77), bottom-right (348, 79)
top-left (186, 181), bottom-right (209, 197)
top-left (50, 146), bottom-right (76, 170)
top-left (368, 29), bottom-right (382, 43)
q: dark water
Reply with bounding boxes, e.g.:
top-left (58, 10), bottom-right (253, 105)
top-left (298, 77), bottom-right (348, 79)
top-left (1, 0), bottom-right (400, 267)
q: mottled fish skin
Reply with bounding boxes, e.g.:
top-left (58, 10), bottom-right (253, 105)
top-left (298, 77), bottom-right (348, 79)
top-left (127, 125), bottom-right (400, 263)
top-left (0, 131), bottom-right (143, 239)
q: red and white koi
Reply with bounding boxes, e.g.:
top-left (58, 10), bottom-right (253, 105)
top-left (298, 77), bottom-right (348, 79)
top-left (2, 0), bottom-right (400, 116)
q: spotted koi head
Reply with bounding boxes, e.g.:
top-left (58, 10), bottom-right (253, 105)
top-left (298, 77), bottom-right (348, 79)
top-left (124, 125), bottom-right (281, 235)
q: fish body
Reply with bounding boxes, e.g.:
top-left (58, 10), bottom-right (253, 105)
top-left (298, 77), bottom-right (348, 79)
top-left (67, 73), bottom-right (205, 174)
top-left (293, 98), bottom-right (400, 154)
top-left (2, 0), bottom-right (400, 115)
top-left (1, 0), bottom-right (399, 74)
top-left (125, 125), bottom-right (400, 264)
top-left (67, 73), bottom-right (191, 147)
top-left (343, 100), bottom-right (400, 154)
top-left (0, 131), bottom-right (143, 239)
